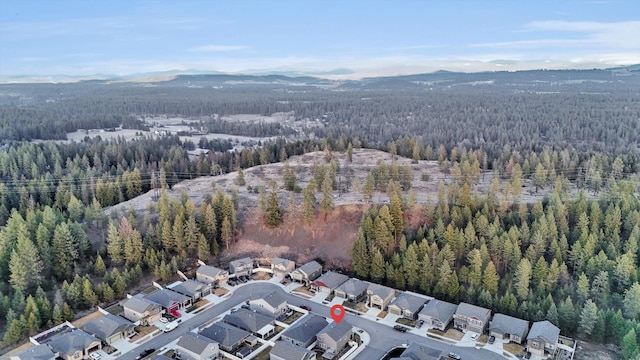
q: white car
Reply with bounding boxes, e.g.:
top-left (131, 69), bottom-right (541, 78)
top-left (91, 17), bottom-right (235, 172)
top-left (89, 352), bottom-right (101, 360)
top-left (159, 317), bottom-right (168, 323)
top-left (470, 333), bottom-right (479, 340)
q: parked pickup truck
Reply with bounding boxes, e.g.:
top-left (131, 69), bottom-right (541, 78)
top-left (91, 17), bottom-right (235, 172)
top-left (163, 321), bottom-right (179, 332)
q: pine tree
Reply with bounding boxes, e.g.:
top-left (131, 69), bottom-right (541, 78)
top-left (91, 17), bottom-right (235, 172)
top-left (220, 217), bottom-right (233, 250)
top-left (9, 232), bottom-right (44, 293)
top-left (106, 221), bottom-right (123, 265)
top-left (578, 299), bottom-right (599, 336)
top-left (320, 172), bottom-right (334, 212)
top-left (363, 172), bottom-right (374, 202)
top-left (264, 189), bottom-right (283, 228)
top-left (350, 230), bottom-right (370, 278)
top-left (623, 282), bottom-right (640, 320)
top-left (403, 244), bottom-right (420, 288)
top-left (370, 249), bottom-right (385, 281)
top-left (514, 258), bottom-right (532, 300)
top-left (346, 142), bottom-right (353, 163)
top-left (52, 223), bottom-right (75, 280)
top-left (546, 301), bottom-right (559, 326)
top-left (94, 254), bottom-right (106, 276)
top-left (197, 234), bottom-right (210, 260)
top-left (302, 180), bottom-right (316, 224)
top-left (621, 328), bottom-right (638, 360)
top-left (82, 278), bottom-right (98, 308)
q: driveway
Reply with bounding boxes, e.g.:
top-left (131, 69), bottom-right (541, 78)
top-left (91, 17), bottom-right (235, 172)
top-left (117, 282), bottom-right (504, 360)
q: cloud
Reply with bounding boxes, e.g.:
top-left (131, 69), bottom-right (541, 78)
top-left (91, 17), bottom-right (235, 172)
top-left (189, 45), bottom-right (248, 52)
top-left (472, 20), bottom-right (640, 50)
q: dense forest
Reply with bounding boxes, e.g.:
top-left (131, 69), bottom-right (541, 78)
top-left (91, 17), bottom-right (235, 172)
top-left (0, 68), bottom-right (639, 357)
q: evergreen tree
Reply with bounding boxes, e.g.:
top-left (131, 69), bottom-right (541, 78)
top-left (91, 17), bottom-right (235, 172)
top-left (320, 172), bottom-right (334, 212)
top-left (621, 328), bottom-right (638, 360)
top-left (264, 188), bottom-right (283, 228)
top-left (578, 299), bottom-right (599, 337)
top-left (514, 258), bottom-right (532, 300)
top-left (9, 232), bottom-right (44, 293)
top-left (623, 282), bottom-right (640, 320)
top-left (94, 254), bottom-right (106, 276)
top-left (220, 217), bottom-right (233, 250)
top-left (482, 261), bottom-right (499, 294)
top-left (370, 249), bottom-right (385, 281)
top-left (106, 221), bottom-right (123, 265)
top-left (302, 179), bottom-right (316, 224)
top-left (350, 230), bottom-right (370, 278)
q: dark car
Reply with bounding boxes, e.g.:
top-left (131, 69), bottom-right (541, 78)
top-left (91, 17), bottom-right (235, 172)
top-left (393, 325), bottom-right (408, 332)
top-left (488, 335), bottom-right (495, 344)
top-left (227, 279), bottom-right (236, 286)
top-left (136, 348), bottom-right (155, 359)
top-left (448, 353), bottom-right (461, 360)
top-left (524, 351), bottom-right (532, 359)
top-left (300, 305), bottom-right (312, 311)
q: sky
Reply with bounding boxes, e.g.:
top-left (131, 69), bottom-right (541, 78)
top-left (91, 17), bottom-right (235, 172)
top-left (1, 0), bottom-right (639, 80)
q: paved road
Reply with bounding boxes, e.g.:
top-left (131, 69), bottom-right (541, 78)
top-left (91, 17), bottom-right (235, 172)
top-left (118, 283), bottom-right (504, 360)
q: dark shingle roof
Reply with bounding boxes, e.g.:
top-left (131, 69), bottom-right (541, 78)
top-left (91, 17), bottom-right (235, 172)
top-left (367, 283), bottom-right (395, 299)
top-left (82, 313), bottom-right (134, 341)
top-left (143, 289), bottom-right (190, 308)
top-left (199, 322), bottom-right (249, 349)
top-left (271, 341), bottom-right (315, 360)
top-left (197, 264), bottom-right (226, 278)
top-left (400, 342), bottom-right (442, 360)
top-left (528, 320), bottom-right (560, 344)
top-left (298, 261), bottom-right (322, 276)
top-left (47, 329), bottom-right (100, 357)
top-left (418, 300), bottom-right (458, 321)
top-left (122, 296), bottom-right (158, 313)
top-left (389, 293), bottom-right (426, 314)
top-left (318, 320), bottom-right (352, 342)
top-left (176, 332), bottom-right (218, 355)
top-left (336, 278), bottom-right (369, 296)
top-left (170, 280), bottom-right (208, 297)
top-left (456, 302), bottom-right (491, 321)
top-left (223, 308), bottom-right (274, 333)
top-left (312, 271), bottom-right (349, 290)
top-left (272, 257), bottom-right (294, 268)
top-left (490, 313), bottom-right (529, 339)
top-left (13, 344), bottom-right (56, 360)
top-left (251, 291), bottom-right (286, 309)
top-left (281, 314), bottom-right (328, 344)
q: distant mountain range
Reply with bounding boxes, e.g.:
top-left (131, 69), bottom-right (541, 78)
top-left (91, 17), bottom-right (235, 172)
top-left (1, 65), bottom-right (639, 92)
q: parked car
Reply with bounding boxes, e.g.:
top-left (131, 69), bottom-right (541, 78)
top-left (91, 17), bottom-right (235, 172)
top-left (488, 335), bottom-right (495, 344)
top-left (524, 351), bottom-right (532, 359)
top-left (136, 348), bottom-right (155, 359)
top-left (300, 304), bottom-right (312, 311)
top-left (159, 317), bottom-right (168, 323)
top-left (227, 279), bottom-right (236, 286)
top-left (415, 320), bottom-right (424, 329)
top-left (470, 333), bottom-right (479, 340)
top-left (448, 353), bottom-right (461, 360)
top-left (89, 352), bottom-right (101, 360)
top-left (393, 325), bottom-right (408, 332)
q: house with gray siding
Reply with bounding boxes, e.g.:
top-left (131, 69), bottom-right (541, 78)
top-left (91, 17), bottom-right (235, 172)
top-left (82, 313), bottom-right (135, 344)
top-left (417, 300), bottom-right (458, 331)
top-left (199, 322), bottom-right (250, 353)
top-left (229, 257), bottom-right (253, 276)
top-left (453, 302), bottom-right (491, 334)
top-left (387, 293), bottom-right (426, 319)
top-left (270, 341), bottom-right (316, 360)
top-left (271, 258), bottom-right (295, 277)
top-left (196, 265), bottom-right (228, 286)
top-left (310, 271), bottom-right (349, 294)
top-left (489, 313), bottom-right (529, 344)
top-left (527, 320), bottom-right (560, 357)
top-left (280, 314), bottom-right (328, 348)
top-left (290, 261), bottom-right (322, 285)
top-left (334, 278), bottom-right (369, 302)
top-left (175, 332), bottom-right (220, 360)
top-left (316, 321), bottom-right (352, 358)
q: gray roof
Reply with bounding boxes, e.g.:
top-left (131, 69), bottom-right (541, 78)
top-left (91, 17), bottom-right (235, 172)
top-left (151, 355), bottom-right (173, 360)
top-left (223, 308), bottom-right (274, 333)
top-left (82, 313), bottom-right (134, 341)
top-left (312, 271), bottom-right (349, 290)
top-left (528, 320), bottom-right (560, 344)
top-left (144, 289), bottom-right (190, 308)
top-left (176, 332), bottom-right (218, 355)
top-left (271, 341), bottom-right (315, 360)
top-left (490, 313), bottom-right (530, 338)
top-left (272, 257), bottom-right (294, 268)
top-left (197, 264), bottom-right (226, 278)
top-left (48, 329), bottom-right (100, 356)
top-left (281, 314), bottom-right (329, 344)
top-left (199, 322), bottom-right (250, 349)
top-left (250, 290), bottom-right (287, 309)
top-left (456, 302), bottom-right (491, 321)
top-left (229, 257), bottom-right (253, 270)
top-left (400, 342), bottom-right (442, 360)
top-left (389, 293), bottom-right (426, 314)
top-left (318, 320), bottom-right (352, 342)
top-left (367, 283), bottom-right (395, 299)
top-left (298, 261), bottom-right (322, 276)
top-left (170, 279), bottom-right (208, 297)
top-left (336, 278), bottom-right (369, 296)
top-left (13, 344), bottom-right (56, 360)
top-left (122, 296), bottom-right (159, 313)
top-left (418, 300), bottom-right (458, 321)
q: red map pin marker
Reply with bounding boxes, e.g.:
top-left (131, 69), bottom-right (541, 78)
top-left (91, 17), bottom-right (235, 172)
top-left (330, 304), bottom-right (345, 324)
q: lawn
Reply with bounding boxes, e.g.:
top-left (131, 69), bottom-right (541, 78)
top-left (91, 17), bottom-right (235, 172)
top-left (427, 328), bottom-right (464, 340)
top-left (252, 347), bottom-right (272, 360)
top-left (503, 342), bottom-right (525, 356)
top-left (395, 317), bottom-right (416, 326)
top-left (282, 311), bottom-right (303, 325)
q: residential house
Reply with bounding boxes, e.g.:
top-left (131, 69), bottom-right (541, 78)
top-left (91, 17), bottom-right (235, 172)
top-left (417, 300), bottom-right (458, 331)
top-left (453, 302), bottom-right (491, 334)
top-left (229, 257), bottom-right (253, 277)
top-left (310, 271), bottom-right (349, 294)
top-left (121, 296), bottom-right (163, 325)
top-left (334, 278), bottom-right (369, 302)
top-left (527, 320), bottom-right (560, 357)
top-left (387, 293), bottom-right (426, 320)
top-left (144, 289), bottom-right (191, 314)
top-left (316, 321), bottom-right (352, 358)
top-left (199, 322), bottom-right (250, 353)
top-left (223, 308), bottom-right (275, 339)
top-left (270, 341), bottom-right (316, 360)
top-left (47, 329), bottom-right (102, 360)
top-left (82, 313), bottom-right (135, 344)
top-left (271, 258), bottom-right (295, 277)
top-left (280, 314), bottom-right (328, 348)
top-left (489, 314), bottom-right (530, 344)
top-left (10, 344), bottom-right (57, 360)
top-left (367, 283), bottom-right (395, 310)
top-left (175, 332), bottom-right (220, 360)
top-left (290, 261), bottom-right (322, 285)
top-left (196, 265), bottom-right (229, 287)
top-left (397, 342), bottom-right (442, 360)
top-left (248, 291), bottom-right (288, 317)
top-left (169, 279), bottom-right (212, 301)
